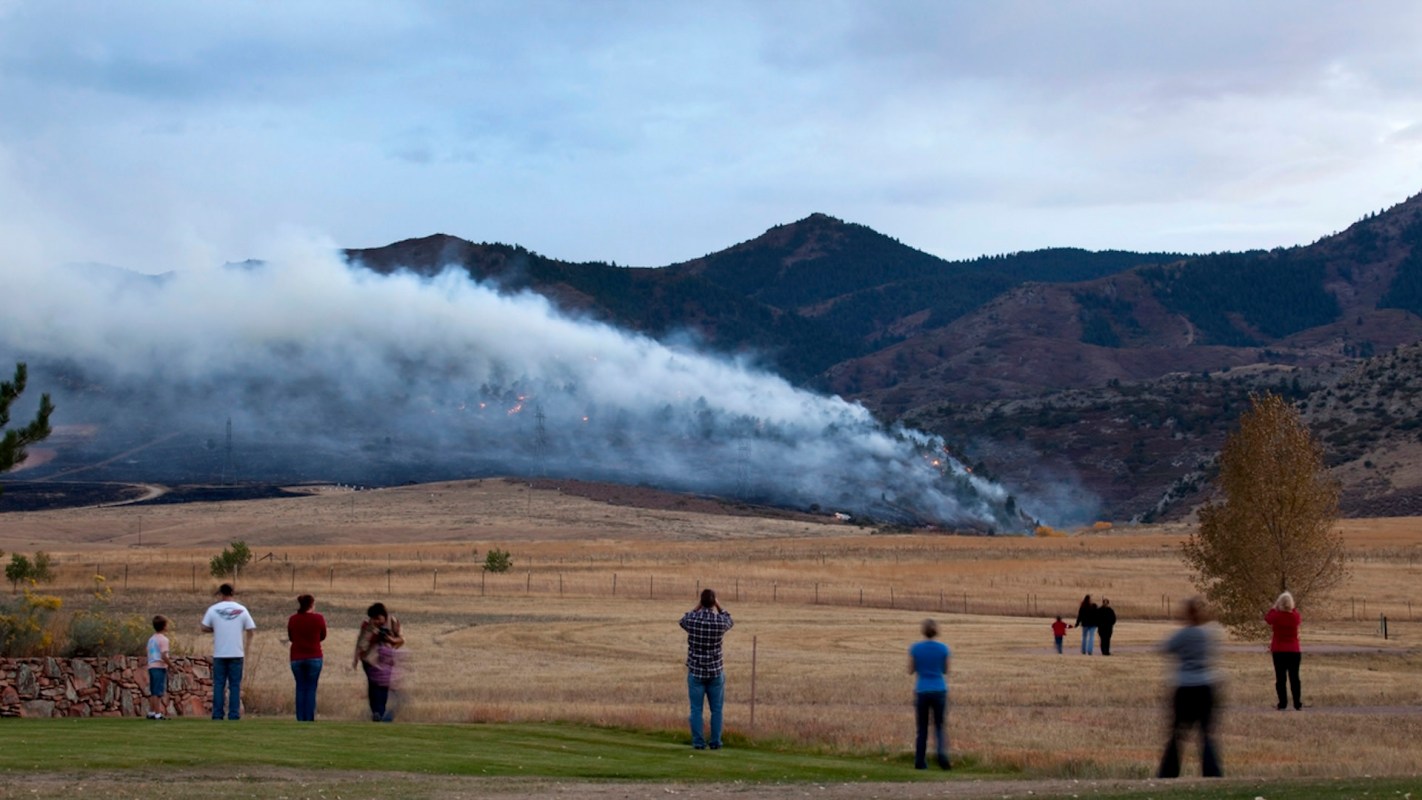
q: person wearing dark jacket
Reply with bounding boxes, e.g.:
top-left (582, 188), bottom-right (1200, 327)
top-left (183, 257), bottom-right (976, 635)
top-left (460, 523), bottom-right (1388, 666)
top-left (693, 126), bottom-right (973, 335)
top-left (1075, 595), bottom-right (1099, 655)
top-left (1097, 598), bottom-right (1118, 656)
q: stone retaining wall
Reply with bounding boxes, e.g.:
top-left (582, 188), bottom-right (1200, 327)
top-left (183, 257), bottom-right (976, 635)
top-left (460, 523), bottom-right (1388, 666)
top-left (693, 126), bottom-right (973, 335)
top-left (0, 656), bottom-right (213, 718)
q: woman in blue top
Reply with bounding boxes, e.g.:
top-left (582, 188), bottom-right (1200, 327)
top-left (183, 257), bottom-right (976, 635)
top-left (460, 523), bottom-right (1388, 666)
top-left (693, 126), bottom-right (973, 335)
top-left (908, 618), bottom-right (951, 770)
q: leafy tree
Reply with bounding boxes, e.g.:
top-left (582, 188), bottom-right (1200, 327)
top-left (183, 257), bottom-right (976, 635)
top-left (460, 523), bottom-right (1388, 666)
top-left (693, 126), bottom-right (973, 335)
top-left (5, 554), bottom-right (32, 593)
top-left (1, 363), bottom-right (55, 496)
top-left (209, 540), bottom-right (253, 580)
top-left (482, 547), bottom-right (512, 573)
top-left (5, 551), bottom-right (55, 593)
top-left (1183, 392), bottom-right (1346, 637)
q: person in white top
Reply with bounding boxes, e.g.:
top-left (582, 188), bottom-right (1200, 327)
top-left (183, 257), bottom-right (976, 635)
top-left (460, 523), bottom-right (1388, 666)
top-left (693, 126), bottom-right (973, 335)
top-left (201, 583), bottom-right (256, 720)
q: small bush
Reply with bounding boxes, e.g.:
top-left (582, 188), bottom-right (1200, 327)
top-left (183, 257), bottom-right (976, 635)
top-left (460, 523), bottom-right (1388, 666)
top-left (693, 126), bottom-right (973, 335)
top-left (63, 576), bottom-right (148, 657)
top-left (209, 540), bottom-right (253, 580)
top-left (483, 548), bottom-right (512, 573)
top-left (0, 589), bottom-right (63, 657)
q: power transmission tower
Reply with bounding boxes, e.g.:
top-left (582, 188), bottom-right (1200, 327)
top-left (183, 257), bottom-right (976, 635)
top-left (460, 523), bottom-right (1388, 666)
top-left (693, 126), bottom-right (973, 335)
top-left (533, 405), bottom-right (549, 476)
top-left (221, 417), bottom-right (234, 485)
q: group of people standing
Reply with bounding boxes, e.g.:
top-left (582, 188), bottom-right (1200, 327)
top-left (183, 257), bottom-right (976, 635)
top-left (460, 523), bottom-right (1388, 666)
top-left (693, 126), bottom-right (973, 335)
top-left (141, 583), bottom-right (407, 723)
top-left (1060, 594), bottom-right (1117, 655)
top-left (143, 582), bottom-right (1307, 780)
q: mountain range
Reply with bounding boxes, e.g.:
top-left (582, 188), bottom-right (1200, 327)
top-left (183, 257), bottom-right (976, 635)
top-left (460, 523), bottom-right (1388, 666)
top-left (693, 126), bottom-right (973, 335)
top-left (346, 190), bottom-right (1422, 521)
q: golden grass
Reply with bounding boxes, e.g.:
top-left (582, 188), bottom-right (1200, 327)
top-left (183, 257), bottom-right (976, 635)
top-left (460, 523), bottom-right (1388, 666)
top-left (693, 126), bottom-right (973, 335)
top-left (4, 478), bottom-right (1421, 778)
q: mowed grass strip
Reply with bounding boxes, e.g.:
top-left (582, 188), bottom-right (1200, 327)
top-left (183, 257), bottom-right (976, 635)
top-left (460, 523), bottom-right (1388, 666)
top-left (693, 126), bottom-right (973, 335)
top-left (0, 719), bottom-right (960, 781)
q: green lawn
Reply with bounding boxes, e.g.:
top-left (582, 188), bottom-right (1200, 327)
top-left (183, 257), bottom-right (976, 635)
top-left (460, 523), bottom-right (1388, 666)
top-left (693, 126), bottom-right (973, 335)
top-left (0, 719), bottom-right (943, 782)
top-left (0, 719), bottom-right (1414, 800)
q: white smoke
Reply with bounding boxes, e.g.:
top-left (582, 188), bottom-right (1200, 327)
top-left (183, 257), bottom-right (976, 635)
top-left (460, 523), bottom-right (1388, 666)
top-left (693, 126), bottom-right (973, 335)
top-left (1, 236), bottom-right (1033, 530)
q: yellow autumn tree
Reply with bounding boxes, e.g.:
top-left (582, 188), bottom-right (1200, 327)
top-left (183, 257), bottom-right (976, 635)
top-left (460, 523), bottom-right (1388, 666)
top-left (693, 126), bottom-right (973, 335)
top-left (1182, 391), bottom-right (1346, 637)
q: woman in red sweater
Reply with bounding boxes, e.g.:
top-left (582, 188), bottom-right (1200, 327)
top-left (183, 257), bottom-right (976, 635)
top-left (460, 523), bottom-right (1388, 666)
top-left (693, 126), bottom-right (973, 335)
top-left (287, 594), bottom-right (327, 721)
top-left (1264, 591), bottom-right (1302, 710)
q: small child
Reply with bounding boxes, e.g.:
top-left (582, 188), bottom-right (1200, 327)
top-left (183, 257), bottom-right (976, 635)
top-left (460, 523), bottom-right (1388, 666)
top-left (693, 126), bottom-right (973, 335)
top-left (1051, 615), bottom-right (1071, 654)
top-left (146, 615), bottom-right (172, 719)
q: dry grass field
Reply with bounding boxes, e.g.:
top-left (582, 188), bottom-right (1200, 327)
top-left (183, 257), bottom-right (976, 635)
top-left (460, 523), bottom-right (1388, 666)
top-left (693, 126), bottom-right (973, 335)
top-left (3, 478), bottom-right (1420, 779)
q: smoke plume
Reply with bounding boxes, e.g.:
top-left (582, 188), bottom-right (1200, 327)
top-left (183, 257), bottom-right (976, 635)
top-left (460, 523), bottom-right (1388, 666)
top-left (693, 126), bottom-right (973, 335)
top-left (1, 238), bottom-right (1035, 531)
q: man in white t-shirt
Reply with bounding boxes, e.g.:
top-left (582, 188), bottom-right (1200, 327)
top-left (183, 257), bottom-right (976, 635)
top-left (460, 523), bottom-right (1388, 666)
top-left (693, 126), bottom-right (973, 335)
top-left (201, 583), bottom-right (256, 720)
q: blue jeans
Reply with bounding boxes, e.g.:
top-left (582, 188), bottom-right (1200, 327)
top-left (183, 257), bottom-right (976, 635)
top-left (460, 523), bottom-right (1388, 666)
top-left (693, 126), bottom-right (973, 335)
top-left (914, 691), bottom-right (949, 769)
top-left (1054, 636), bottom-right (1063, 654)
top-left (291, 658), bottom-right (323, 721)
top-left (687, 672), bottom-right (725, 748)
top-left (1081, 626), bottom-right (1097, 655)
top-left (211, 657), bottom-right (244, 720)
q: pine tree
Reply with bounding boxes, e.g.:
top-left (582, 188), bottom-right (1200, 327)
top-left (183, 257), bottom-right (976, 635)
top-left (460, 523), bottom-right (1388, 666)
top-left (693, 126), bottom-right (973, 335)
top-left (1183, 392), bottom-right (1346, 637)
top-left (1, 363), bottom-right (55, 495)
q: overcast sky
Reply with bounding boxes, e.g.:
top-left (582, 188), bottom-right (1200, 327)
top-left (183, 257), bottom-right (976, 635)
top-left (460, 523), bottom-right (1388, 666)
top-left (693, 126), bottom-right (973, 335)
top-left (3, 1), bottom-right (1422, 273)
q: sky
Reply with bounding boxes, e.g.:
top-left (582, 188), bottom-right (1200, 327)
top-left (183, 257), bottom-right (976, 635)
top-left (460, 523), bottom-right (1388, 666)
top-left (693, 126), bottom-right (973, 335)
top-left (3, 1), bottom-right (1422, 272)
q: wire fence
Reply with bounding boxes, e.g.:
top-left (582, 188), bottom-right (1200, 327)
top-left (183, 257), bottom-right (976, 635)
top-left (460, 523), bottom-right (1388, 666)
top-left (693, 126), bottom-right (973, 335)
top-left (25, 557), bottom-right (1417, 632)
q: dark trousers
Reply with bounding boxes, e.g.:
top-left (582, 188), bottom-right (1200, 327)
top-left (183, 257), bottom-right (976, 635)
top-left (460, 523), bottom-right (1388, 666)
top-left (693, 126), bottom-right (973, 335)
top-left (1158, 684), bottom-right (1222, 778)
top-left (913, 691), bottom-right (950, 769)
top-left (1272, 651), bottom-right (1302, 709)
top-left (1099, 627), bottom-right (1114, 656)
top-left (362, 661), bottom-right (391, 721)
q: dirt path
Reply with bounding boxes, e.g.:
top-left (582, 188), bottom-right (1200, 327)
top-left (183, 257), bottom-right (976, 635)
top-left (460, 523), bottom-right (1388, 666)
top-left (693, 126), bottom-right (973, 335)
top-left (0, 769), bottom-right (1209, 800)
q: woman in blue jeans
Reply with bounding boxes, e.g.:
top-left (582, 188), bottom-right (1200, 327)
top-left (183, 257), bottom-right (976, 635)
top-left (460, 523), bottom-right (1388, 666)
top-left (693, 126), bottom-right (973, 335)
top-left (907, 618), bottom-right (951, 770)
top-left (286, 594), bottom-right (327, 721)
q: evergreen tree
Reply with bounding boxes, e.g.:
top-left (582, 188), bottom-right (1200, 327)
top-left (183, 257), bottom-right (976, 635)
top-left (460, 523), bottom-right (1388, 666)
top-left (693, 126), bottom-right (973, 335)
top-left (1, 363), bottom-right (55, 495)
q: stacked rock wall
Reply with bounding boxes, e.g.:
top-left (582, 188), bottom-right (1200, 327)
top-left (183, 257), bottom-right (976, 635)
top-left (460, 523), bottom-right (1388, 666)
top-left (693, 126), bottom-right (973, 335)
top-left (0, 656), bottom-right (212, 717)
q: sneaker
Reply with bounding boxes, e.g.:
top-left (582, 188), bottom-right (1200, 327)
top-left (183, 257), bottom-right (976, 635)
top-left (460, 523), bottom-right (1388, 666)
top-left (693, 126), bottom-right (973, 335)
top-left (709, 743), bottom-right (721, 750)
top-left (146, 712), bottom-right (156, 719)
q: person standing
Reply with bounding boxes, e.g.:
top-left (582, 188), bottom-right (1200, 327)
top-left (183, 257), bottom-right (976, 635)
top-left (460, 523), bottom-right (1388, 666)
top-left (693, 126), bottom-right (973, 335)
top-left (201, 583), bottom-right (256, 721)
top-left (145, 615), bottom-right (172, 720)
top-left (1050, 615), bottom-right (1070, 655)
top-left (287, 594), bottom-right (327, 722)
top-left (1097, 598), bottom-right (1118, 656)
top-left (1265, 591), bottom-right (1302, 710)
top-left (1157, 596), bottom-right (1223, 779)
top-left (680, 588), bottom-right (734, 750)
top-left (908, 618), bottom-right (951, 770)
top-left (353, 602), bottom-right (403, 722)
top-left (1075, 595), bottom-right (1099, 655)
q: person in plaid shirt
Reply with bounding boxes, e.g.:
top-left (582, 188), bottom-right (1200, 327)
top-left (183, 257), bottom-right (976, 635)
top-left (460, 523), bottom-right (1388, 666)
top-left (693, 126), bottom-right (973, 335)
top-left (680, 588), bottom-right (734, 749)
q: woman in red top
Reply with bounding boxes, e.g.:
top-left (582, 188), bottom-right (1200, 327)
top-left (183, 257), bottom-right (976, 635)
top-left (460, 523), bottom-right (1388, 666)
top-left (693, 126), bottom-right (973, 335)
top-left (287, 594), bottom-right (327, 721)
top-left (1264, 591), bottom-right (1302, 710)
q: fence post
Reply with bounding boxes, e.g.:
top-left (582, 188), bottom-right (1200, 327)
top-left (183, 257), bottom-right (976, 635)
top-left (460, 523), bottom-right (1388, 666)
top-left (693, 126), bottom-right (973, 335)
top-left (290, 565), bottom-right (295, 592)
top-left (387, 568), bottom-right (392, 594)
top-left (650, 576), bottom-right (654, 599)
top-left (481, 570), bottom-right (486, 596)
top-left (859, 588), bottom-right (863, 606)
top-left (613, 573), bottom-right (617, 596)
top-left (735, 577), bottom-right (739, 602)
top-left (773, 582), bottom-right (777, 602)
top-left (815, 582), bottom-right (819, 604)
top-left (329, 566), bottom-right (334, 589)
top-left (191, 564), bottom-right (196, 592)
top-left (124, 564), bottom-right (128, 590)
top-left (890, 587), bottom-right (894, 608)
top-left (750, 635), bottom-right (758, 733)
top-left (559, 573), bottom-right (564, 597)
top-left (1381, 614), bottom-right (1388, 640)
top-left (433, 569), bottom-right (438, 593)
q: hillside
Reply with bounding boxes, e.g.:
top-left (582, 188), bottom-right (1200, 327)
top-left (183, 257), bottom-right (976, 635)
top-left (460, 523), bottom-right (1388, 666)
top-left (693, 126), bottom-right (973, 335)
top-left (344, 191), bottom-right (1422, 521)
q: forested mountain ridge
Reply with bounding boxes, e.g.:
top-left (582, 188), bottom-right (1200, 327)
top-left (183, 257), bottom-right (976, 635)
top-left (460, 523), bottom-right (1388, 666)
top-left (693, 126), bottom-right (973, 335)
top-left (343, 188), bottom-right (1422, 521)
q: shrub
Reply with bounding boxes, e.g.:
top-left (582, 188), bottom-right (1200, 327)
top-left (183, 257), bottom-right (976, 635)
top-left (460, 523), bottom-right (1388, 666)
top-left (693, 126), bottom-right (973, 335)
top-left (63, 576), bottom-right (148, 657)
top-left (483, 548), bottom-right (512, 573)
top-left (0, 588), bottom-right (63, 656)
top-left (209, 540), bottom-right (253, 580)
